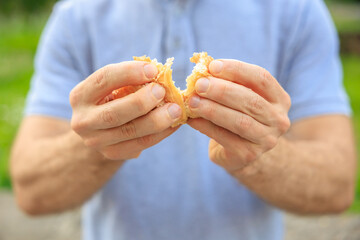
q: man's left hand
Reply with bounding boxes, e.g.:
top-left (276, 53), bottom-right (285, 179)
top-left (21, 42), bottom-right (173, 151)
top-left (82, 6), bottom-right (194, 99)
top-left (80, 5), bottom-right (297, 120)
top-left (187, 59), bottom-right (291, 173)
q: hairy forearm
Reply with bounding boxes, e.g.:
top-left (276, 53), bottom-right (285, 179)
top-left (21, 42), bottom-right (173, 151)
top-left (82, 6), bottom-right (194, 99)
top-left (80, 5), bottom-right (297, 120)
top-left (233, 137), bottom-right (356, 215)
top-left (11, 130), bottom-right (123, 215)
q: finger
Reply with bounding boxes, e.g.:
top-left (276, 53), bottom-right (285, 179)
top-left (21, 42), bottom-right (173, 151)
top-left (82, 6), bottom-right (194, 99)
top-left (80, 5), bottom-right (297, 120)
top-left (188, 118), bottom-right (261, 170)
top-left (70, 61), bottom-right (158, 106)
top-left (208, 140), bottom-right (251, 172)
top-left (72, 83), bottom-right (166, 132)
top-left (93, 83), bottom-right (167, 129)
top-left (209, 59), bottom-right (290, 104)
top-left (84, 103), bottom-right (182, 147)
top-left (101, 126), bottom-right (180, 161)
top-left (195, 76), bottom-right (277, 126)
top-left (188, 96), bottom-right (276, 146)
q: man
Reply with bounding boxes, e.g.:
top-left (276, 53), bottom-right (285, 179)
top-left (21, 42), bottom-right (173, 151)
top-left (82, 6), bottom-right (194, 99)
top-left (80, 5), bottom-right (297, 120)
top-left (11, 0), bottom-right (356, 239)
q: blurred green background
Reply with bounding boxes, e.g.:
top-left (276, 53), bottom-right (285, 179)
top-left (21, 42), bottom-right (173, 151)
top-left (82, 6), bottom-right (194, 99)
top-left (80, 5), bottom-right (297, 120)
top-left (0, 0), bottom-right (359, 212)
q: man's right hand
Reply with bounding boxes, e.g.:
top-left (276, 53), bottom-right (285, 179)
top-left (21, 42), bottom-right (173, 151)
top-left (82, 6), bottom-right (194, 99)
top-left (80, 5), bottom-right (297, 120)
top-left (70, 61), bottom-right (182, 161)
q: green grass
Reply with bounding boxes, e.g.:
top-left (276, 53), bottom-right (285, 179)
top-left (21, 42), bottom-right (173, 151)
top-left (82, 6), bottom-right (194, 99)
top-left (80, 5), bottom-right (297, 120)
top-left (0, 8), bottom-right (359, 213)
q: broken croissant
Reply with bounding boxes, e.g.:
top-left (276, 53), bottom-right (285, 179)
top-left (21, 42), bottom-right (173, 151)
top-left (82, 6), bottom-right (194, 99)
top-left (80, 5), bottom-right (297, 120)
top-left (112, 52), bottom-right (214, 127)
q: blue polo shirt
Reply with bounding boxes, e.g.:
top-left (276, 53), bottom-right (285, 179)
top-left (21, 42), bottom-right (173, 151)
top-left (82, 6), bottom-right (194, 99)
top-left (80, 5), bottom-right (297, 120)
top-left (25, 0), bottom-right (351, 239)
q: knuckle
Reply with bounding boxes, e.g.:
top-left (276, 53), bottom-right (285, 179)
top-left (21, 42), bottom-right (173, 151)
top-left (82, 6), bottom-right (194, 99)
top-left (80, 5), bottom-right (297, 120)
top-left (69, 87), bottom-right (82, 107)
top-left (203, 102), bottom-right (215, 119)
top-left (258, 68), bottom-right (273, 88)
top-left (260, 68), bottom-right (273, 81)
top-left (136, 135), bottom-right (155, 148)
top-left (276, 115), bottom-right (291, 133)
top-left (248, 95), bottom-right (263, 113)
top-left (95, 65), bottom-right (112, 88)
top-left (100, 108), bottom-right (119, 126)
top-left (263, 135), bottom-right (278, 151)
top-left (132, 93), bottom-right (148, 115)
top-left (71, 116), bottom-right (88, 133)
top-left (284, 93), bottom-right (292, 110)
top-left (214, 80), bottom-right (227, 100)
top-left (234, 114), bottom-right (252, 133)
top-left (119, 121), bottom-right (137, 139)
top-left (235, 61), bottom-right (246, 76)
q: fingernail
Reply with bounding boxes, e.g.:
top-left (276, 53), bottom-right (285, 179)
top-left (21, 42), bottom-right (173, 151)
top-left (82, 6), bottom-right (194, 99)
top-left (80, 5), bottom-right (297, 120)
top-left (144, 64), bottom-right (158, 79)
top-left (167, 104), bottom-right (181, 119)
top-left (188, 95), bottom-right (200, 108)
top-left (196, 78), bottom-right (209, 93)
top-left (151, 84), bottom-right (165, 100)
top-left (209, 60), bottom-right (223, 74)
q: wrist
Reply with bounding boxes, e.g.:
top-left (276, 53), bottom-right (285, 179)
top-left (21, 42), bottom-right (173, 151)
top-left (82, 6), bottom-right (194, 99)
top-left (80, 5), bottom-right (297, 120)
top-left (68, 130), bottom-right (117, 165)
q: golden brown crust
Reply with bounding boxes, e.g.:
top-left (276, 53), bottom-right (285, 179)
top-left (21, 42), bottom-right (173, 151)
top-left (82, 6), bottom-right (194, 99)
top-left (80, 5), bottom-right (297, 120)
top-left (150, 57), bottom-right (187, 127)
top-left (111, 52), bottom-right (213, 127)
top-left (182, 52), bottom-right (214, 118)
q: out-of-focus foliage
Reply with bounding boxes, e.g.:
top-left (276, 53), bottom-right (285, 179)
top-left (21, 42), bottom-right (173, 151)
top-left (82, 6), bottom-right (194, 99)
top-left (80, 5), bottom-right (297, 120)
top-left (0, 12), bottom-right (48, 188)
top-left (327, 0), bottom-right (360, 3)
top-left (0, 0), bottom-right (57, 14)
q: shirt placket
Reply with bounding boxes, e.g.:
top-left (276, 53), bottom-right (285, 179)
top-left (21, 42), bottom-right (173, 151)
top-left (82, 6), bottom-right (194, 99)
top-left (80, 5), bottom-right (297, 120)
top-left (163, 0), bottom-right (196, 89)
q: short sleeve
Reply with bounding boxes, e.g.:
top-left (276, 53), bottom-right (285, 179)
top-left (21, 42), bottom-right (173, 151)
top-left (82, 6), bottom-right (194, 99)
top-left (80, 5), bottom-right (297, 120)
top-left (282, 0), bottom-right (351, 122)
top-left (25, 1), bottom-right (84, 120)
